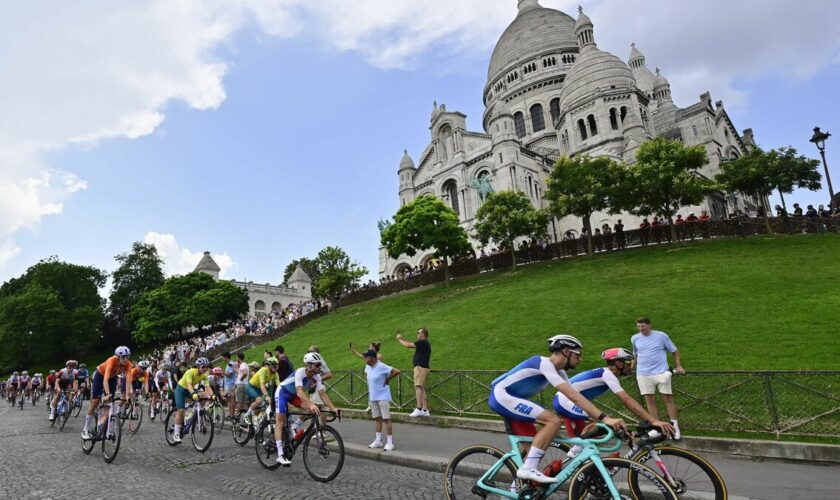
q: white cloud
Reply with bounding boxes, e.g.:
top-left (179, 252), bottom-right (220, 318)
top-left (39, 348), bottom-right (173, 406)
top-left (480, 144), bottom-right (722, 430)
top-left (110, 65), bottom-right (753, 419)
top-left (2, 0), bottom-right (839, 274)
top-left (143, 231), bottom-right (236, 279)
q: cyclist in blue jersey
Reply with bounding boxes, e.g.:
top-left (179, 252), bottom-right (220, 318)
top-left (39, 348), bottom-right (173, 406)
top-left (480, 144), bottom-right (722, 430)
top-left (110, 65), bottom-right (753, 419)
top-left (488, 335), bottom-right (627, 484)
top-left (553, 347), bottom-right (674, 457)
top-left (76, 363), bottom-right (90, 400)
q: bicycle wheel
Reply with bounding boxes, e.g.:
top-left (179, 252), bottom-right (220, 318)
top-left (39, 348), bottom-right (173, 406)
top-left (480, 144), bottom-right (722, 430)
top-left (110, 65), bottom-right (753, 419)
top-left (631, 447), bottom-right (728, 500)
top-left (568, 457), bottom-right (679, 500)
top-left (72, 399), bottom-right (83, 417)
top-left (58, 404), bottom-right (71, 432)
top-left (164, 408), bottom-right (179, 446)
top-left (211, 403), bottom-right (225, 435)
top-left (127, 401), bottom-right (143, 434)
top-left (160, 400), bottom-right (171, 427)
top-left (191, 409), bottom-right (214, 452)
top-left (444, 444), bottom-right (521, 500)
top-left (255, 419), bottom-right (282, 470)
top-left (232, 415), bottom-right (253, 446)
top-left (81, 418), bottom-right (96, 455)
top-left (301, 425), bottom-right (345, 483)
top-left (101, 415), bottom-right (122, 464)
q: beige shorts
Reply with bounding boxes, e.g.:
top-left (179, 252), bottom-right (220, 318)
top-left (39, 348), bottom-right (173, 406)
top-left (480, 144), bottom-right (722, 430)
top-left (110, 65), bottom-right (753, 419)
top-left (637, 371), bottom-right (673, 395)
top-left (370, 400), bottom-right (391, 420)
top-left (311, 390), bottom-right (324, 405)
top-left (234, 384), bottom-right (247, 404)
top-left (413, 366), bottom-right (429, 387)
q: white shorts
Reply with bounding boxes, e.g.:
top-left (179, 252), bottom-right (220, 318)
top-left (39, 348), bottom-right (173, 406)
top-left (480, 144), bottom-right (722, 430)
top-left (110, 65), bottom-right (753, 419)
top-left (637, 371), bottom-right (673, 395)
top-left (370, 400), bottom-right (391, 420)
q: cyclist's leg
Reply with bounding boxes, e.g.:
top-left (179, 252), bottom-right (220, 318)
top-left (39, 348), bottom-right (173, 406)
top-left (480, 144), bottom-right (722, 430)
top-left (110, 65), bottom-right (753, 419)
top-left (273, 390), bottom-right (299, 464)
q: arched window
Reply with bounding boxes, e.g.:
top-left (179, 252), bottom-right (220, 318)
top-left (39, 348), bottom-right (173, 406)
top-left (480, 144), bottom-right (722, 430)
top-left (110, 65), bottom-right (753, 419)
top-left (620, 106), bottom-right (627, 123)
top-left (531, 104), bottom-right (545, 132)
top-left (444, 180), bottom-right (460, 217)
top-left (514, 112), bottom-right (526, 138)
top-left (549, 98), bottom-right (561, 126)
top-left (254, 300), bottom-right (265, 312)
top-left (577, 119), bottom-right (588, 140)
top-left (609, 108), bottom-right (618, 131)
top-left (587, 114), bottom-right (598, 136)
top-left (271, 302), bottom-right (282, 312)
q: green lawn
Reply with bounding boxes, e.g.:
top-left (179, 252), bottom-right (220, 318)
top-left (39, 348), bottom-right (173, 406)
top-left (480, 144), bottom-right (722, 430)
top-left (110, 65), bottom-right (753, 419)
top-left (244, 234), bottom-right (840, 373)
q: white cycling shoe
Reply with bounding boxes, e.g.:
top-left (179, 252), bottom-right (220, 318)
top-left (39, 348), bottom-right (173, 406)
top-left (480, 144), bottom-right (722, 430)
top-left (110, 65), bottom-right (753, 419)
top-left (275, 455), bottom-right (291, 466)
top-left (172, 434), bottom-right (182, 443)
top-left (516, 467), bottom-right (559, 484)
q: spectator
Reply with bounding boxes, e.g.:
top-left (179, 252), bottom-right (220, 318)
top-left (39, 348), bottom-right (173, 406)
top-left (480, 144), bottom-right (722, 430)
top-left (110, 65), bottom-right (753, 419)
top-left (639, 218), bottom-right (651, 246)
top-left (818, 205), bottom-right (831, 218)
top-left (235, 353), bottom-right (250, 412)
top-left (396, 328), bottom-right (432, 417)
top-left (350, 342), bottom-right (384, 361)
top-left (222, 352), bottom-right (237, 419)
top-left (602, 224), bottom-right (613, 251)
top-left (775, 205), bottom-right (788, 218)
top-left (364, 349), bottom-right (400, 451)
top-left (273, 345), bottom-right (294, 381)
top-left (806, 205), bottom-right (819, 219)
top-left (593, 228), bottom-right (603, 252)
top-left (793, 203), bottom-right (803, 218)
top-left (614, 219), bottom-right (626, 250)
top-left (631, 317), bottom-right (685, 440)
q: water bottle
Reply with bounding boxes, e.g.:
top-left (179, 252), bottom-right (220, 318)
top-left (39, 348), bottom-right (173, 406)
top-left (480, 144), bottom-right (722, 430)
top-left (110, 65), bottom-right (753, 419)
top-left (542, 459), bottom-right (564, 477)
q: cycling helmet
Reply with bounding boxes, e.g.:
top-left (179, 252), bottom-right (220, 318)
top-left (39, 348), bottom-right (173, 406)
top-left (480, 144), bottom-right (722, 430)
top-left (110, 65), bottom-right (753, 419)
top-left (49, 370), bottom-right (55, 375)
top-left (79, 363), bottom-right (87, 369)
top-left (265, 357), bottom-right (279, 367)
top-left (66, 360), bottom-right (78, 367)
top-left (601, 347), bottom-right (634, 363)
top-left (547, 334), bottom-right (583, 352)
top-left (22, 370), bottom-right (29, 376)
top-left (115, 346), bottom-right (131, 356)
top-left (211, 367), bottom-right (223, 376)
top-left (194, 357), bottom-right (210, 367)
top-left (303, 352), bottom-right (323, 365)
top-left (248, 362), bottom-right (260, 370)
top-left (138, 360), bottom-right (150, 369)
top-left (13, 371), bottom-right (19, 376)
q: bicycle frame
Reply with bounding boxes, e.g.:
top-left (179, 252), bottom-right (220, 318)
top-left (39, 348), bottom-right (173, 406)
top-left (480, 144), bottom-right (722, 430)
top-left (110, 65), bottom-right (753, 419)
top-left (476, 424), bottom-right (623, 499)
top-left (624, 439), bottom-right (678, 487)
top-left (95, 398), bottom-right (119, 440)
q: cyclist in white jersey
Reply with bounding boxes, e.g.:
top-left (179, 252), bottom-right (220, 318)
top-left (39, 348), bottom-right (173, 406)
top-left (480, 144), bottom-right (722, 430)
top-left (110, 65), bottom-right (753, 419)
top-left (553, 347), bottom-right (674, 456)
top-left (488, 335), bottom-right (627, 484)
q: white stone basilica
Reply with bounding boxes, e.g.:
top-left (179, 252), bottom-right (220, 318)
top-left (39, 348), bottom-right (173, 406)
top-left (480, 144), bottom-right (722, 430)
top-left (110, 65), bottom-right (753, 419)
top-left (379, 0), bottom-right (765, 278)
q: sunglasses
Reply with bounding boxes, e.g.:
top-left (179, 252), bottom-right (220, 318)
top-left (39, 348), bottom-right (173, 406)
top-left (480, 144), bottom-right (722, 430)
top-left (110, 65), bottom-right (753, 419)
top-left (568, 349), bottom-right (581, 356)
top-left (118, 355), bottom-right (128, 361)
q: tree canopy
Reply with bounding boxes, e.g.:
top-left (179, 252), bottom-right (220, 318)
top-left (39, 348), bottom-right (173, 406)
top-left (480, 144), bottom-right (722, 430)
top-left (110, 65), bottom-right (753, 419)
top-left (545, 155), bottom-right (623, 255)
top-left (312, 246), bottom-right (367, 302)
top-left (473, 190), bottom-right (548, 268)
top-left (106, 242), bottom-right (165, 346)
top-left (0, 257), bottom-right (106, 371)
top-left (380, 195), bottom-right (471, 283)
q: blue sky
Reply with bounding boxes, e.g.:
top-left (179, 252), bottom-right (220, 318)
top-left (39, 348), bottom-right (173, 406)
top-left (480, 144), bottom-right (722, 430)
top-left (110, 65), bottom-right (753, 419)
top-left (2, 0), bottom-right (839, 288)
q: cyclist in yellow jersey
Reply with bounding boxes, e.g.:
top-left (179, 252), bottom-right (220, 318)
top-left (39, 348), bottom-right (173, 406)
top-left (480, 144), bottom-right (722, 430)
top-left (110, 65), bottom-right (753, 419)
top-left (243, 357), bottom-right (280, 425)
top-left (172, 357), bottom-right (212, 443)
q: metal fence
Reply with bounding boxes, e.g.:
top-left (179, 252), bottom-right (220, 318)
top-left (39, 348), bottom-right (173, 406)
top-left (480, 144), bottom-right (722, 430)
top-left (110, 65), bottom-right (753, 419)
top-left (326, 370), bottom-right (840, 439)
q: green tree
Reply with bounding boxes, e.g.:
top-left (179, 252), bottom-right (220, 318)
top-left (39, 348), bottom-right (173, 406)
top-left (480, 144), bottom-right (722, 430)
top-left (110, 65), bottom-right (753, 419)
top-left (0, 257), bottom-right (106, 370)
top-left (473, 190), bottom-right (548, 269)
top-left (190, 280), bottom-right (249, 328)
top-left (545, 155), bottom-right (623, 255)
top-left (772, 146), bottom-right (822, 210)
top-left (622, 137), bottom-right (712, 243)
top-left (283, 257), bottom-right (320, 286)
top-left (312, 246), bottom-right (368, 302)
top-left (106, 242), bottom-right (165, 346)
top-left (381, 195), bottom-right (471, 284)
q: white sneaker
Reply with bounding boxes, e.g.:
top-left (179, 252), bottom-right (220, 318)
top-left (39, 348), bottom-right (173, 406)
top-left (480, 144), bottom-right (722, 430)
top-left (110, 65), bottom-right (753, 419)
top-left (368, 440), bottom-right (383, 449)
top-left (673, 428), bottom-right (681, 440)
top-left (81, 430), bottom-right (92, 440)
top-left (49, 414), bottom-right (55, 421)
top-left (276, 454), bottom-right (291, 466)
top-left (420, 409), bottom-right (431, 417)
top-left (172, 433), bottom-right (182, 443)
top-left (516, 467), bottom-right (559, 484)
top-left (408, 408), bottom-right (423, 417)
top-left (383, 443), bottom-right (395, 451)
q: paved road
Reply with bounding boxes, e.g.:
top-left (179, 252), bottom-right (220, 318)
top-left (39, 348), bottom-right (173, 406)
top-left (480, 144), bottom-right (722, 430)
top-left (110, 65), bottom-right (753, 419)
top-left (3, 401), bottom-right (840, 499)
top-left (0, 402), bottom-right (442, 499)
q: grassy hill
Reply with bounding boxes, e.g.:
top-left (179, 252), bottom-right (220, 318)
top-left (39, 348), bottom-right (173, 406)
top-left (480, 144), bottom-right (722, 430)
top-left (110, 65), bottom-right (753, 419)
top-left (245, 235), bottom-right (840, 373)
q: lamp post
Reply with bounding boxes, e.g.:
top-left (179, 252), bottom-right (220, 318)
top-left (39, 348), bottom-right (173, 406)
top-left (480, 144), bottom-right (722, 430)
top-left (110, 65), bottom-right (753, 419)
top-left (809, 126), bottom-right (833, 204)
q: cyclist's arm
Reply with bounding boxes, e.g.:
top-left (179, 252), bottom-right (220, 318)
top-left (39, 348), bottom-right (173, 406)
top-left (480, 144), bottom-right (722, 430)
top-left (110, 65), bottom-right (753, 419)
top-left (556, 383), bottom-right (626, 431)
top-left (295, 385), bottom-right (317, 412)
top-left (614, 391), bottom-right (674, 435)
top-left (316, 388), bottom-right (339, 413)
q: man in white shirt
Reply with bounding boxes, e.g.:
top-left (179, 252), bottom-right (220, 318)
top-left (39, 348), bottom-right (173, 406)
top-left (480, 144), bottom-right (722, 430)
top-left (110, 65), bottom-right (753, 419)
top-left (235, 353), bottom-right (250, 411)
top-left (364, 350), bottom-right (400, 451)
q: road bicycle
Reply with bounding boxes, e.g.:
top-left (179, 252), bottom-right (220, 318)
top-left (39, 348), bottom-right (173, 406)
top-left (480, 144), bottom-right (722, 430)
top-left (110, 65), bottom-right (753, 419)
top-left (231, 399), bottom-right (271, 446)
top-left (206, 394), bottom-right (226, 435)
top-left (50, 390), bottom-right (72, 432)
top-left (254, 407), bottom-right (345, 482)
top-left (621, 422), bottom-right (727, 500)
top-left (71, 392), bottom-right (84, 417)
top-left (164, 397), bottom-right (214, 452)
top-left (119, 394), bottom-right (143, 434)
top-left (444, 423), bottom-right (678, 500)
top-left (81, 396), bottom-right (123, 464)
top-left (31, 388), bottom-right (39, 406)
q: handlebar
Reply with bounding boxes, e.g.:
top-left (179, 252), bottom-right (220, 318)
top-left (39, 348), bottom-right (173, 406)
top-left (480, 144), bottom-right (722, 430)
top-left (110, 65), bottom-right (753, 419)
top-left (560, 423), bottom-right (622, 452)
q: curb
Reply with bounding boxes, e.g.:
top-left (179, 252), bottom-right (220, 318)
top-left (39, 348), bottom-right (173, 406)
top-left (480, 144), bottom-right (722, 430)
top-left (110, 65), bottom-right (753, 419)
top-left (340, 409), bottom-right (840, 465)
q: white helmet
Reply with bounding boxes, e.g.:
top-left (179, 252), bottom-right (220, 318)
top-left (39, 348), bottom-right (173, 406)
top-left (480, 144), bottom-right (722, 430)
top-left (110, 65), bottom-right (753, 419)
top-left (138, 360), bottom-right (150, 369)
top-left (547, 334), bottom-right (583, 353)
top-left (115, 346), bottom-right (131, 356)
top-left (303, 352), bottom-right (323, 365)
top-left (22, 370), bottom-right (29, 376)
top-left (194, 357), bottom-right (210, 367)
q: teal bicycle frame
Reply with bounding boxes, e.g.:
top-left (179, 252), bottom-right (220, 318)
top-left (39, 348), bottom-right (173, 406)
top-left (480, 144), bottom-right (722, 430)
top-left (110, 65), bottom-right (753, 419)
top-left (475, 423), bottom-right (623, 499)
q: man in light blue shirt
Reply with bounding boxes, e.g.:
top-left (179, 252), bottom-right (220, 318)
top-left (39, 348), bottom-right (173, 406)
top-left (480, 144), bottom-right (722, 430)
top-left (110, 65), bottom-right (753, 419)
top-left (631, 317), bottom-right (685, 439)
top-left (364, 350), bottom-right (400, 451)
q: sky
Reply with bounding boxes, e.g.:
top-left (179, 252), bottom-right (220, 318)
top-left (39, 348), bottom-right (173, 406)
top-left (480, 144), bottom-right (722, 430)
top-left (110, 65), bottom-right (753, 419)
top-left (2, 0), bottom-right (839, 289)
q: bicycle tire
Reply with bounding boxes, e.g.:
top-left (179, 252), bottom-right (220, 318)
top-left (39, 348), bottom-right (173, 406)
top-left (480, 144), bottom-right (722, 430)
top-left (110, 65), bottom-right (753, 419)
top-left (191, 409), bottom-right (214, 453)
top-left (164, 408), bottom-right (179, 446)
top-left (127, 401), bottom-right (143, 434)
top-left (58, 404), bottom-right (71, 432)
top-left (102, 415), bottom-right (122, 463)
top-left (631, 446), bottom-right (728, 500)
top-left (231, 415), bottom-right (253, 446)
top-left (255, 419), bottom-right (282, 470)
top-left (568, 456), bottom-right (679, 500)
top-left (302, 424), bottom-right (345, 483)
top-left (211, 403), bottom-right (225, 435)
top-left (160, 401), bottom-right (171, 427)
top-left (72, 399), bottom-right (83, 417)
top-left (81, 431), bottom-right (96, 455)
top-left (444, 444), bottom-right (521, 500)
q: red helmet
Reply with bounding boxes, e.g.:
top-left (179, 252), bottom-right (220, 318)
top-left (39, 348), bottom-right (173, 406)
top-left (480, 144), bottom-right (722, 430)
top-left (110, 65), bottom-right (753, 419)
top-left (601, 347), bottom-right (633, 362)
top-left (212, 367), bottom-right (223, 376)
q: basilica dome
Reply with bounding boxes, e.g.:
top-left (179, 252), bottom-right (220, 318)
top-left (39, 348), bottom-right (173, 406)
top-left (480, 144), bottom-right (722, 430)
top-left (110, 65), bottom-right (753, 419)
top-left (486, 0), bottom-right (577, 88)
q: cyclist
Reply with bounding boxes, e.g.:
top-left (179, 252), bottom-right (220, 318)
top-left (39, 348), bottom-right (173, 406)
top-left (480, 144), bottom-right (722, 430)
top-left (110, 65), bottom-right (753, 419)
top-left (50, 361), bottom-right (79, 422)
top-left (172, 357), bottom-right (212, 444)
top-left (30, 373), bottom-right (43, 401)
top-left (243, 357), bottom-right (281, 426)
top-left (133, 361), bottom-right (149, 398)
top-left (83, 346), bottom-right (134, 440)
top-left (553, 347), bottom-right (674, 457)
top-left (273, 352), bottom-right (341, 466)
top-left (76, 364), bottom-right (90, 400)
top-left (8, 372), bottom-right (20, 403)
top-left (488, 335), bottom-right (627, 484)
top-left (207, 367), bottom-right (224, 401)
top-left (149, 363), bottom-right (170, 420)
top-left (19, 371), bottom-right (31, 402)
top-left (45, 370), bottom-right (57, 401)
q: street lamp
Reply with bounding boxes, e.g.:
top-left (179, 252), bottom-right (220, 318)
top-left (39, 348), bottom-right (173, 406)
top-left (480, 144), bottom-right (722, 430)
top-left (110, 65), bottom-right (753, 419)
top-left (809, 126), bottom-right (834, 204)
